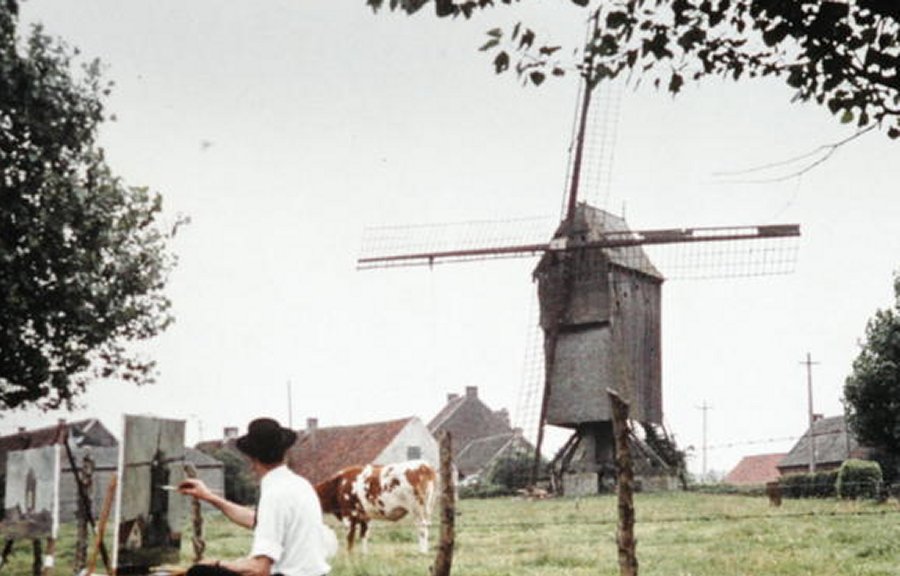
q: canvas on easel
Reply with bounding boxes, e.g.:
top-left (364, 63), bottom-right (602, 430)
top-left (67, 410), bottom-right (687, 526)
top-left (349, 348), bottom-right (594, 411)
top-left (112, 415), bottom-right (187, 571)
top-left (1, 445), bottom-right (60, 542)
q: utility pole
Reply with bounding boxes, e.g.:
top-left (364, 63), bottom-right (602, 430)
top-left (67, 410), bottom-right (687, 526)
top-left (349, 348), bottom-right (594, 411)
top-left (696, 401), bottom-right (712, 481)
top-left (800, 353), bottom-right (819, 473)
top-left (286, 379), bottom-right (293, 429)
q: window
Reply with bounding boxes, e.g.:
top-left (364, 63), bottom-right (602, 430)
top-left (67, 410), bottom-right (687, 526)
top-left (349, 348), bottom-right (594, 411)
top-left (407, 446), bottom-right (421, 460)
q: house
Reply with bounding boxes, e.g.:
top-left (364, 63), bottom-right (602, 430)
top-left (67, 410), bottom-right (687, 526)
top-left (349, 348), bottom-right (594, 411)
top-left (429, 386), bottom-right (536, 483)
top-left (286, 417), bottom-right (438, 485)
top-left (777, 415), bottom-right (873, 476)
top-left (0, 419), bottom-right (117, 474)
top-left (724, 453), bottom-right (787, 486)
top-left (456, 430), bottom-right (532, 482)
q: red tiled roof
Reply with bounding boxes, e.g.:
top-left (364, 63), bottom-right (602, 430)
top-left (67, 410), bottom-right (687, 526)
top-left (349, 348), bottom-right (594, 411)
top-left (286, 418), bottom-right (413, 484)
top-left (724, 453), bottom-right (786, 485)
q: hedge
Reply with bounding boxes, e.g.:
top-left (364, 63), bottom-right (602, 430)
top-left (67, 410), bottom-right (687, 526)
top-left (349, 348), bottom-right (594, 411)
top-left (836, 459), bottom-right (882, 500)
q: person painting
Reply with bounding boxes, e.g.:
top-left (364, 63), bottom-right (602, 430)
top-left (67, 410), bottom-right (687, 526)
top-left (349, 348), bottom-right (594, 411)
top-left (178, 417), bottom-right (335, 576)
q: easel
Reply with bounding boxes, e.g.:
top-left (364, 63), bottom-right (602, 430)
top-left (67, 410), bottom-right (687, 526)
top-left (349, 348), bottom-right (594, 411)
top-left (85, 474), bottom-right (117, 575)
top-left (0, 537), bottom-right (54, 576)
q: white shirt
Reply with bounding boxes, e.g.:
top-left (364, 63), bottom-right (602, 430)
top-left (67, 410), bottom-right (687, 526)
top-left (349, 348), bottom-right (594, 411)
top-left (250, 465), bottom-right (332, 576)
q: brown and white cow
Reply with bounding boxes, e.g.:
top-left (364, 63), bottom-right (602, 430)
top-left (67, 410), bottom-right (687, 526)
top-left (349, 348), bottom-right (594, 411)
top-left (315, 460), bottom-right (436, 554)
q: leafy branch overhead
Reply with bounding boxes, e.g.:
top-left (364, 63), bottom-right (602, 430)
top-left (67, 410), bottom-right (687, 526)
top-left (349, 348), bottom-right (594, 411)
top-left (367, 0), bottom-right (900, 139)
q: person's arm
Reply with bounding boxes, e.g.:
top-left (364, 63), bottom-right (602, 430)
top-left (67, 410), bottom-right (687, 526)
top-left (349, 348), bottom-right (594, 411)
top-left (177, 478), bottom-right (256, 529)
top-left (218, 555), bottom-right (273, 576)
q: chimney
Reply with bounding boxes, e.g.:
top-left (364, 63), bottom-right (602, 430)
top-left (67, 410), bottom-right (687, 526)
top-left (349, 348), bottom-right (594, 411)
top-left (17, 426), bottom-right (26, 434)
top-left (447, 393), bottom-right (460, 403)
top-left (465, 386), bottom-right (478, 399)
top-left (306, 418), bottom-right (318, 433)
top-left (223, 427), bottom-right (239, 440)
top-left (512, 427), bottom-right (523, 438)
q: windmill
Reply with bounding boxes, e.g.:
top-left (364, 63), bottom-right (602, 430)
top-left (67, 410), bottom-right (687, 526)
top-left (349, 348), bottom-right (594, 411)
top-left (357, 13), bottom-right (800, 494)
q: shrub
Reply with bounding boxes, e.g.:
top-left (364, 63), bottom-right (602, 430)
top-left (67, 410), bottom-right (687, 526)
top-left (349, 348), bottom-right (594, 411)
top-left (836, 459), bottom-right (882, 500)
top-left (779, 470), bottom-right (837, 499)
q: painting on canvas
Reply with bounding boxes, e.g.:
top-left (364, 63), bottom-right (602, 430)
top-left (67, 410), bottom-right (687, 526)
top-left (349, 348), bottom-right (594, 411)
top-left (113, 415), bottom-right (187, 570)
top-left (1, 445), bottom-right (59, 540)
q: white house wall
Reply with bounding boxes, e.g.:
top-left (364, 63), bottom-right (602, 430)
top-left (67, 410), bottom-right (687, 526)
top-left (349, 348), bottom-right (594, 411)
top-left (375, 418), bottom-right (439, 468)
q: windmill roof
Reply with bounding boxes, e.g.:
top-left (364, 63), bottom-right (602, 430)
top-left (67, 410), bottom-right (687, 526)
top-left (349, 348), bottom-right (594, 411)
top-left (577, 204), bottom-right (664, 279)
top-left (286, 418), bottom-right (414, 484)
top-left (724, 453), bottom-right (787, 485)
top-left (778, 415), bottom-right (871, 470)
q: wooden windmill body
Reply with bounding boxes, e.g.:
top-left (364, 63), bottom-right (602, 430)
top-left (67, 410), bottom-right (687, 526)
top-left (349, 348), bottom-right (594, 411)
top-left (534, 204), bottom-right (664, 491)
top-left (358, 13), bottom-right (800, 494)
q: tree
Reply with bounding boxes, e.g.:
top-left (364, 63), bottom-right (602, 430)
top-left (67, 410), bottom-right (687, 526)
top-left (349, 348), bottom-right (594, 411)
top-left (366, 0), bottom-right (900, 139)
top-left (843, 273), bottom-right (900, 483)
top-left (0, 0), bottom-right (183, 410)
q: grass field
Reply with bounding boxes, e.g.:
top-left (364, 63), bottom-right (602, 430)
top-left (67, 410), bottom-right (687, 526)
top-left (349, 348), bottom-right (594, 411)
top-left (5, 492), bottom-right (900, 575)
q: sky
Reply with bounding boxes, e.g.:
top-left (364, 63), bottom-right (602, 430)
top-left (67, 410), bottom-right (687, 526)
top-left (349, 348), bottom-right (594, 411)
top-left (8, 0), bottom-right (900, 478)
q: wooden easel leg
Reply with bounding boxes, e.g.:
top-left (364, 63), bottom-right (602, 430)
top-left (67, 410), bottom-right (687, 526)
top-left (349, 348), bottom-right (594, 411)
top-left (88, 473), bottom-right (117, 576)
top-left (40, 538), bottom-right (55, 576)
top-left (31, 539), bottom-right (41, 576)
top-left (0, 538), bottom-right (14, 570)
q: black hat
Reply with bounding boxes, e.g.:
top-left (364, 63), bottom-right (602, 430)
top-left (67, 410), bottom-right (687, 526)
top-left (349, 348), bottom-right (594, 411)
top-left (235, 418), bottom-right (297, 464)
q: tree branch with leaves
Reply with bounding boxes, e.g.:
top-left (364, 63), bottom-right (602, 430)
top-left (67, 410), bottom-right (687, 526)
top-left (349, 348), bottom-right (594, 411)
top-left (367, 0), bottom-right (900, 139)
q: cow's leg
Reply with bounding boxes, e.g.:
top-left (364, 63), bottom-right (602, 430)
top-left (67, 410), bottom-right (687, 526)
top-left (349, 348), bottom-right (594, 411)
top-left (360, 521), bottom-right (370, 555)
top-left (346, 520), bottom-right (357, 553)
top-left (416, 515), bottom-right (429, 554)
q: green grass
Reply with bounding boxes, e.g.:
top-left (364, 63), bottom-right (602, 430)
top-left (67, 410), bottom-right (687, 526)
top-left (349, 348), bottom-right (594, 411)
top-left (5, 493), bottom-right (900, 575)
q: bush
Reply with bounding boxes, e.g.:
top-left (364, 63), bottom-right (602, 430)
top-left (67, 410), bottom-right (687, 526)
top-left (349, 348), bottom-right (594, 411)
top-left (779, 470), bottom-right (837, 499)
top-left (836, 459), bottom-right (882, 500)
top-left (205, 447), bottom-right (258, 505)
top-left (458, 482), bottom-right (513, 499)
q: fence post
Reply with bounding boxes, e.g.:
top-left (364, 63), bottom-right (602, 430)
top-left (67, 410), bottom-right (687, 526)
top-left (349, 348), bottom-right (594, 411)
top-left (74, 451), bottom-right (94, 572)
top-left (432, 431), bottom-right (455, 576)
top-left (608, 389), bottom-right (638, 576)
top-left (184, 463), bottom-right (206, 563)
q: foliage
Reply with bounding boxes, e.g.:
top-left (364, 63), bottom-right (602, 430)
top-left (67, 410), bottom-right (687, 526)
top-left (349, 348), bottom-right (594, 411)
top-left (204, 446), bottom-right (258, 505)
top-left (779, 470), bottom-right (838, 499)
top-left (836, 458), bottom-right (882, 500)
top-left (488, 450), bottom-right (538, 491)
top-left (844, 273), bottom-right (900, 468)
top-left (0, 1), bottom-right (183, 410)
top-left (366, 0), bottom-right (900, 139)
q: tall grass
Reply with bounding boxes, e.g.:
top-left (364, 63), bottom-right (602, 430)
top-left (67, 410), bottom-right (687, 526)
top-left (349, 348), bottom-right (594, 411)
top-left (4, 492), bottom-right (900, 575)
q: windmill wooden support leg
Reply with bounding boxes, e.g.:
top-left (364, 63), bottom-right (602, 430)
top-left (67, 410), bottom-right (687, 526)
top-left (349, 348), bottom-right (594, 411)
top-left (608, 389), bottom-right (638, 576)
top-left (184, 463), bottom-right (206, 563)
top-left (432, 432), bottom-right (455, 576)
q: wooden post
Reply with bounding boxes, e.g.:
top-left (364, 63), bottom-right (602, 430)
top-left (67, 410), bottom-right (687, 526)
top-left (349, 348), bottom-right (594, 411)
top-left (40, 538), bottom-right (54, 576)
top-left (74, 451), bottom-right (95, 572)
top-left (0, 539), bottom-right (13, 569)
top-left (31, 538), bottom-right (44, 576)
top-left (432, 432), bottom-right (455, 576)
top-left (608, 389), bottom-right (638, 576)
top-left (87, 473), bottom-right (117, 576)
top-left (184, 463), bottom-right (206, 563)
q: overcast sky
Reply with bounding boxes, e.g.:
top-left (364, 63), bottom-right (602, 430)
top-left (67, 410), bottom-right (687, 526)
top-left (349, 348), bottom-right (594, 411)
top-left (9, 0), bottom-right (900, 477)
